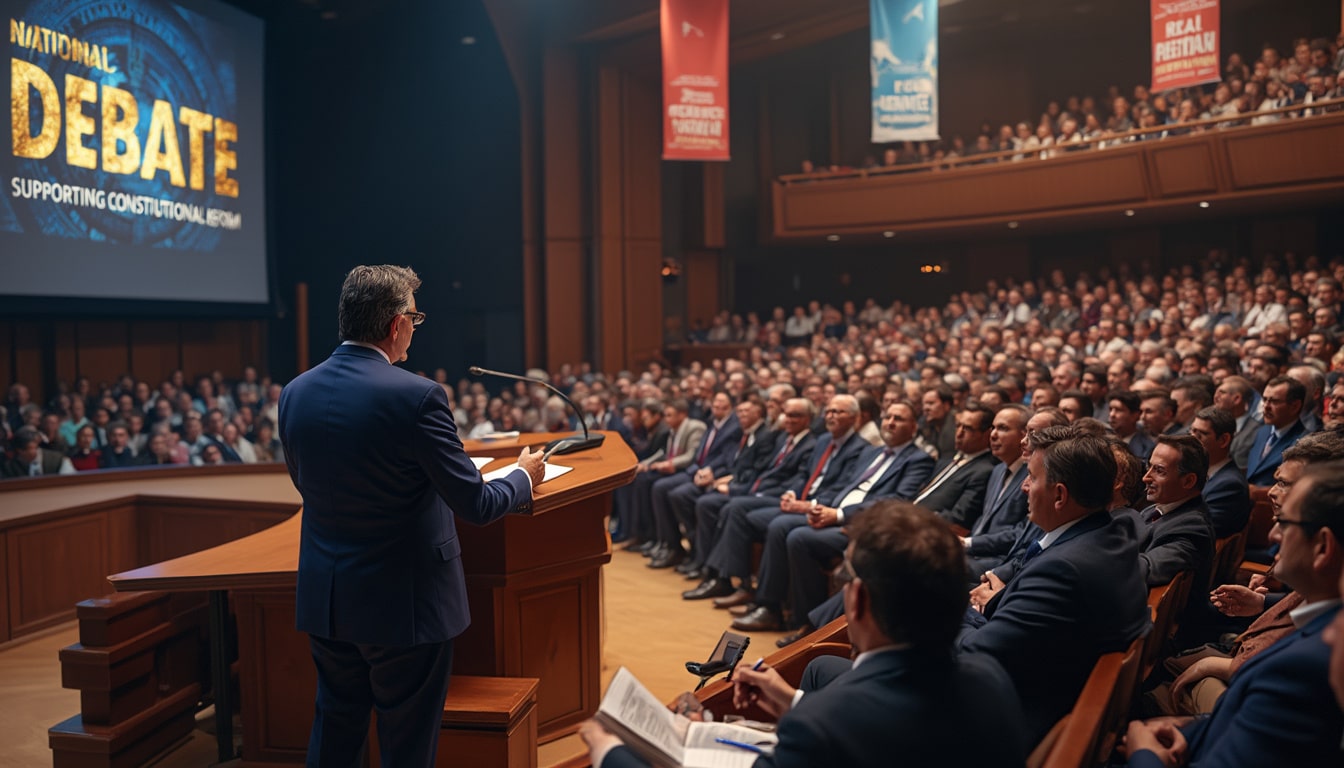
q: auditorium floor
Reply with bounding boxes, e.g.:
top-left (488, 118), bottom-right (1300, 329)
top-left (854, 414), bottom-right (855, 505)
top-left (0, 543), bottom-right (790, 767)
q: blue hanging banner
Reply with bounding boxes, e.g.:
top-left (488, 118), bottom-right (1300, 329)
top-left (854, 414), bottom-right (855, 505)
top-left (870, 0), bottom-right (939, 142)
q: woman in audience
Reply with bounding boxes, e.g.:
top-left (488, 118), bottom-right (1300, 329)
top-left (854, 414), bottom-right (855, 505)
top-left (67, 424), bottom-right (102, 471)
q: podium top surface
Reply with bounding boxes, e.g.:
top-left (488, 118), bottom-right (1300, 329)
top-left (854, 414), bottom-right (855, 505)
top-left (105, 431), bottom-right (635, 593)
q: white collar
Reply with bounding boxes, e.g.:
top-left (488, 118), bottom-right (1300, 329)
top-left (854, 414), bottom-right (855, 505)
top-left (852, 643), bottom-right (912, 670)
top-left (341, 340), bottom-right (390, 364)
top-left (1038, 514), bottom-right (1088, 550)
top-left (1290, 598), bottom-right (1341, 629)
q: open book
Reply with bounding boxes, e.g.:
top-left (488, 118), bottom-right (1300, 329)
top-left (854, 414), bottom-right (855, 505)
top-left (596, 667), bottom-right (777, 768)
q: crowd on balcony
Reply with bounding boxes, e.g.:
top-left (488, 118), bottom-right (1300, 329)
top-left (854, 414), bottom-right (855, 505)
top-left (792, 33), bottom-right (1344, 178)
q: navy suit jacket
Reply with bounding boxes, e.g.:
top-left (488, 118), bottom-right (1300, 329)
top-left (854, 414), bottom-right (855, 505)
top-left (747, 432), bottom-right (817, 498)
top-left (1202, 462), bottom-right (1252, 538)
top-left (1127, 430), bottom-right (1157, 463)
top-left (724, 427), bottom-right (781, 495)
top-left (603, 650), bottom-right (1026, 768)
top-left (837, 443), bottom-right (936, 522)
top-left (784, 432), bottom-right (868, 506)
top-left (958, 510), bottom-right (1149, 743)
top-left (966, 461), bottom-right (1029, 547)
top-left (1245, 420), bottom-right (1307, 486)
top-left (1129, 604), bottom-right (1343, 768)
top-left (916, 451), bottom-right (996, 529)
top-left (1125, 498), bottom-right (1216, 590)
top-left (279, 345), bottom-right (532, 646)
top-left (685, 414), bottom-right (743, 476)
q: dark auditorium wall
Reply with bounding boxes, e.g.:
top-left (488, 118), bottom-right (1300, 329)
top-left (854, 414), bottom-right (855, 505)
top-left (261, 0), bottom-right (525, 382)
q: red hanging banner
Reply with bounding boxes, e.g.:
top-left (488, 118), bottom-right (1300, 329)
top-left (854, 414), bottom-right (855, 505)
top-left (661, 0), bottom-right (730, 161)
top-left (1151, 0), bottom-right (1221, 92)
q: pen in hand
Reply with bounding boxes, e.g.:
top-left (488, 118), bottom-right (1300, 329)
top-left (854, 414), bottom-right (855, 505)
top-left (715, 737), bottom-right (766, 754)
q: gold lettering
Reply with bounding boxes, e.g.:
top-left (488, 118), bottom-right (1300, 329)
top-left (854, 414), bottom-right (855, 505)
top-left (9, 18), bottom-right (26, 45)
top-left (178, 107), bottom-right (213, 191)
top-left (57, 32), bottom-right (69, 60)
top-left (64, 74), bottom-right (97, 169)
top-left (141, 99), bottom-right (185, 187)
top-left (101, 84), bottom-right (140, 174)
top-left (11, 58), bottom-right (60, 159)
top-left (214, 118), bottom-right (237, 197)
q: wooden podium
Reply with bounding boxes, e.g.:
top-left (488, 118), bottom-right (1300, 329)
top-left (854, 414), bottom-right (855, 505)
top-left (107, 433), bottom-right (635, 764)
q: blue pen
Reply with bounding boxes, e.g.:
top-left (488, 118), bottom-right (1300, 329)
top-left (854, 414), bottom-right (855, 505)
top-left (752, 657), bottom-right (765, 671)
top-left (715, 737), bottom-right (766, 754)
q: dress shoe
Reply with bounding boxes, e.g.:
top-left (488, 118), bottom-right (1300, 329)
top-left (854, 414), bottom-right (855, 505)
top-left (776, 624), bottom-right (814, 648)
top-left (682, 578), bottom-right (735, 600)
top-left (683, 567), bottom-right (706, 581)
top-left (648, 547), bottom-right (685, 569)
top-left (638, 541), bottom-right (660, 557)
top-left (732, 605), bottom-right (783, 632)
top-left (619, 538), bottom-right (645, 552)
top-left (712, 589), bottom-right (754, 610)
top-left (729, 602), bottom-right (757, 617)
top-left (609, 528), bottom-right (629, 544)
top-left (674, 559), bottom-right (700, 575)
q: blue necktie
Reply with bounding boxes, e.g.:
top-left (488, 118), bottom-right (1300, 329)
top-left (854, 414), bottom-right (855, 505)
top-left (1021, 541), bottom-right (1044, 565)
top-left (1261, 430), bottom-right (1279, 460)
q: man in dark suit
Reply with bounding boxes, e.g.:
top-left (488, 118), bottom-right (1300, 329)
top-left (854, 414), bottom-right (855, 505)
top-left (1129, 435), bottom-right (1216, 590)
top-left (958, 427), bottom-right (1149, 744)
top-left (1, 428), bottom-right (74, 477)
top-left (682, 400), bottom-right (816, 600)
top-left (702, 396), bottom-right (868, 616)
top-left (647, 392), bottom-right (741, 568)
top-left (1188, 407), bottom-right (1252, 538)
top-left (610, 399), bottom-right (670, 543)
top-left (581, 502), bottom-right (1027, 768)
top-left (963, 404), bottom-right (1030, 569)
top-left (1245, 375), bottom-right (1308, 486)
top-left (1124, 461), bottom-right (1344, 767)
top-left (739, 400), bottom-right (935, 635)
top-left (917, 384), bottom-right (957, 460)
top-left (1214, 375), bottom-right (1262, 471)
top-left (1110, 390), bottom-right (1156, 462)
top-left (278, 265), bottom-right (545, 768)
top-left (913, 402), bottom-right (996, 529)
top-left (675, 398), bottom-right (773, 579)
top-left (626, 399), bottom-right (707, 559)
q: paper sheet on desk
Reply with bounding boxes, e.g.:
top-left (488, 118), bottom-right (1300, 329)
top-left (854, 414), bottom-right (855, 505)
top-left (468, 457), bottom-right (493, 470)
top-left (481, 462), bottom-right (573, 484)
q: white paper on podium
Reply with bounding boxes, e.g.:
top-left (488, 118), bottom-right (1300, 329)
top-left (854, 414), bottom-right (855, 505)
top-left (481, 462), bottom-right (574, 484)
top-left (468, 456), bottom-right (494, 470)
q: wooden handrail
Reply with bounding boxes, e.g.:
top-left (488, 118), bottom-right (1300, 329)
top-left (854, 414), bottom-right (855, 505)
top-left (778, 95), bottom-right (1344, 184)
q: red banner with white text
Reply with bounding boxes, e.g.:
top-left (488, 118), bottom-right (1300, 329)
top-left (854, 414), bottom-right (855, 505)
top-left (661, 0), bottom-right (730, 161)
top-left (1151, 0), bottom-right (1220, 91)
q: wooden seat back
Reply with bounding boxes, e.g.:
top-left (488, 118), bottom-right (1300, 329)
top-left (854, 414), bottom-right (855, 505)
top-left (1033, 633), bottom-right (1146, 768)
top-left (1143, 570), bottom-right (1193, 675)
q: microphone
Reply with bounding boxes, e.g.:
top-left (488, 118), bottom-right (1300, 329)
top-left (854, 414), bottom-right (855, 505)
top-left (468, 366), bottom-right (606, 456)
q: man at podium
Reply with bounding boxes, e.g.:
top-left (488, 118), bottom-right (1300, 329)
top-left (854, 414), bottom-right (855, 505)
top-left (279, 264), bottom-right (546, 768)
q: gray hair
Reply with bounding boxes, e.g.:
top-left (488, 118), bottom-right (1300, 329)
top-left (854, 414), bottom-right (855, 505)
top-left (338, 265), bottom-right (421, 343)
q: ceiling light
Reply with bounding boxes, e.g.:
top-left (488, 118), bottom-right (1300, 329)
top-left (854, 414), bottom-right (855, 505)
top-left (1198, 201), bottom-right (1210, 208)
top-left (1007, 221), bottom-right (1019, 229)
top-left (770, 32), bottom-right (786, 41)
top-left (1124, 209), bottom-right (1135, 217)
top-left (460, 36), bottom-right (477, 45)
top-left (826, 234), bottom-right (840, 242)
top-left (883, 231), bottom-right (895, 238)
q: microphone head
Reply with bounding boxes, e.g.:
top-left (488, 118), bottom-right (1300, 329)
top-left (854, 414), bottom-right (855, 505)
top-left (468, 366), bottom-right (484, 376)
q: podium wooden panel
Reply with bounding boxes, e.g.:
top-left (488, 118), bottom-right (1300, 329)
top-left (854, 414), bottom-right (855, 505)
top-left (106, 433), bottom-right (635, 762)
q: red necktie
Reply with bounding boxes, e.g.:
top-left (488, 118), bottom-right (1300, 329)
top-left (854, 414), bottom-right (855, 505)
top-left (697, 424), bottom-right (719, 465)
top-left (800, 442), bottom-right (836, 501)
top-left (752, 438), bottom-right (795, 492)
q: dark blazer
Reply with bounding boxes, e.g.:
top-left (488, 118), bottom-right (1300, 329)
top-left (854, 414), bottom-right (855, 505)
top-left (1125, 498), bottom-right (1216, 589)
top-left (0, 447), bottom-right (66, 477)
top-left (918, 415), bottom-right (957, 461)
top-left (604, 650), bottom-right (1026, 768)
top-left (636, 422), bottom-right (671, 463)
top-left (958, 510), bottom-right (1149, 743)
top-left (1228, 413), bottom-right (1261, 472)
top-left (837, 442), bottom-right (937, 521)
top-left (686, 414), bottom-right (743, 476)
top-left (748, 432), bottom-right (818, 498)
top-left (1245, 420), bottom-right (1307, 486)
top-left (1126, 430), bottom-right (1157, 463)
top-left (785, 432), bottom-right (868, 506)
top-left (279, 345), bottom-right (532, 646)
top-left (1128, 604), bottom-right (1343, 768)
top-left (1202, 462), bottom-right (1252, 538)
top-left (723, 426), bottom-right (779, 495)
top-left (916, 451), bottom-right (996, 530)
top-left (966, 461), bottom-right (1029, 549)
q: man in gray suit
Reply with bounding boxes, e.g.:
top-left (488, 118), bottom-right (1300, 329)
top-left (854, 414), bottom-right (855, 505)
top-left (1215, 376), bottom-right (1261, 472)
top-left (627, 399), bottom-right (706, 560)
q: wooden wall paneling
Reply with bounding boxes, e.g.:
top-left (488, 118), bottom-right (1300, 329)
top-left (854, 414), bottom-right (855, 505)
top-left (239, 321), bottom-right (266, 374)
top-left (1221, 116), bottom-right (1344, 189)
top-left (684, 251), bottom-right (722, 333)
top-left (104, 503), bottom-right (141, 575)
top-left (8, 511), bottom-right (110, 636)
top-left (233, 589), bottom-right (315, 762)
top-left (620, 73), bottom-right (663, 366)
top-left (511, 579), bottom-right (586, 729)
top-left (179, 321), bottom-right (242, 380)
top-left (595, 66), bottom-right (628, 372)
top-left (543, 46), bottom-right (589, 370)
top-left (701, 163), bottom-right (725, 249)
top-left (54, 320), bottom-right (78, 390)
top-left (128, 321), bottom-right (182, 387)
top-left (11, 321), bottom-right (47, 397)
top-left (138, 500), bottom-right (293, 564)
top-left (0, 531), bottom-right (9, 642)
top-left (1146, 141), bottom-right (1220, 199)
top-left (75, 321), bottom-right (131, 388)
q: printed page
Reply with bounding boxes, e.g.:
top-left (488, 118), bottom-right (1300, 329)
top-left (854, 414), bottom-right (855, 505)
top-left (597, 667), bottom-right (688, 766)
top-left (481, 462), bottom-right (574, 484)
top-left (468, 456), bottom-right (494, 470)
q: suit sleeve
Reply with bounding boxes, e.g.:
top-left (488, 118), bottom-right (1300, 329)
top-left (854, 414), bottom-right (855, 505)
top-left (669, 422), bottom-right (706, 471)
top-left (1137, 517), bottom-right (1210, 587)
top-left (413, 385), bottom-right (531, 525)
top-left (936, 466), bottom-right (992, 529)
top-left (956, 555), bottom-right (1083, 677)
top-left (894, 454), bottom-right (935, 501)
top-left (966, 517), bottom-right (1030, 557)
